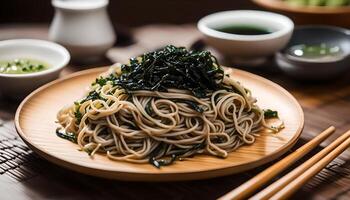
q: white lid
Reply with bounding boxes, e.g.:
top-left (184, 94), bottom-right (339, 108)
top-left (52, 0), bottom-right (109, 10)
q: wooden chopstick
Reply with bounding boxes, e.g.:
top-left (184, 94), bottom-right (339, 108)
top-left (269, 129), bottom-right (350, 200)
top-left (218, 126), bottom-right (336, 200)
top-left (251, 128), bottom-right (350, 200)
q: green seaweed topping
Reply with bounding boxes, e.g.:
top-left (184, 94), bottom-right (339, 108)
top-left (56, 128), bottom-right (77, 143)
top-left (113, 45), bottom-right (224, 98)
top-left (264, 109), bottom-right (279, 119)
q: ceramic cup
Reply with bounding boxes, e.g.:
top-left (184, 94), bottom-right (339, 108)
top-left (49, 0), bottom-right (116, 62)
top-left (198, 10), bottom-right (294, 66)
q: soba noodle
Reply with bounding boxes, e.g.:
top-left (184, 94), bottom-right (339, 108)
top-left (56, 46), bottom-right (282, 167)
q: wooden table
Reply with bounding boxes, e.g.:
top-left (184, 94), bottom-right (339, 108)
top-left (1, 24), bottom-right (350, 200)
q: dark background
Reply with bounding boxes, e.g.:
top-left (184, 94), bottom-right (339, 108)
top-left (0, 0), bottom-right (259, 26)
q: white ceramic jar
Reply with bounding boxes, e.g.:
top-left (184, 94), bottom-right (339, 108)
top-left (49, 0), bottom-right (116, 62)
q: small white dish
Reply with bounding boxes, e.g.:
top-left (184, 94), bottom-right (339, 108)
top-left (0, 39), bottom-right (70, 99)
top-left (198, 10), bottom-right (294, 66)
top-left (276, 26), bottom-right (350, 80)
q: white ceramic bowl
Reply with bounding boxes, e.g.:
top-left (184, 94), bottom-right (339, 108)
top-left (198, 10), bottom-right (294, 65)
top-left (0, 39), bottom-right (70, 98)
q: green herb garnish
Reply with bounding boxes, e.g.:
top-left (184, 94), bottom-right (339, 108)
top-left (148, 142), bottom-right (205, 168)
top-left (56, 128), bottom-right (77, 143)
top-left (80, 90), bottom-right (107, 104)
top-left (83, 148), bottom-right (93, 156)
top-left (145, 100), bottom-right (155, 116)
top-left (93, 75), bottom-right (117, 86)
top-left (73, 102), bottom-right (83, 123)
top-left (264, 109), bottom-right (279, 119)
top-left (173, 99), bottom-right (204, 113)
top-left (74, 110), bottom-right (82, 124)
top-left (0, 58), bottom-right (49, 74)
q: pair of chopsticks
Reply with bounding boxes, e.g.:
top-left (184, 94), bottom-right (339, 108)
top-left (219, 126), bottom-right (350, 200)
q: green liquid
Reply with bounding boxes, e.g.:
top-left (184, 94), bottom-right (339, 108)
top-left (287, 43), bottom-right (344, 61)
top-left (0, 58), bottom-right (49, 74)
top-left (215, 25), bottom-right (272, 35)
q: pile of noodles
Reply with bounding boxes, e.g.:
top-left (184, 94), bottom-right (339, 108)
top-left (57, 53), bottom-right (282, 167)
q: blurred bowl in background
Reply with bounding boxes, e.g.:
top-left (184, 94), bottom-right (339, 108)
top-left (252, 0), bottom-right (350, 28)
top-left (276, 26), bottom-right (350, 80)
top-left (197, 10), bottom-right (294, 66)
top-left (0, 39), bottom-right (70, 99)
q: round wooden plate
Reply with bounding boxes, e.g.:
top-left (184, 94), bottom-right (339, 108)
top-left (15, 67), bottom-right (304, 181)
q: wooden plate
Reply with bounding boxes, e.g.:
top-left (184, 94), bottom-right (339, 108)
top-left (15, 67), bottom-right (304, 181)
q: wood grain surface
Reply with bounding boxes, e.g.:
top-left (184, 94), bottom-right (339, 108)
top-left (1, 24), bottom-right (350, 199)
top-left (14, 67), bottom-right (303, 181)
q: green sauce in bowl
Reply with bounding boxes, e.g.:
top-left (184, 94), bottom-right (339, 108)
top-left (0, 58), bottom-right (49, 74)
top-left (287, 43), bottom-right (344, 62)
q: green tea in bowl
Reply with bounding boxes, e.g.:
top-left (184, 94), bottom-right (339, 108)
top-left (0, 58), bottom-right (49, 74)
